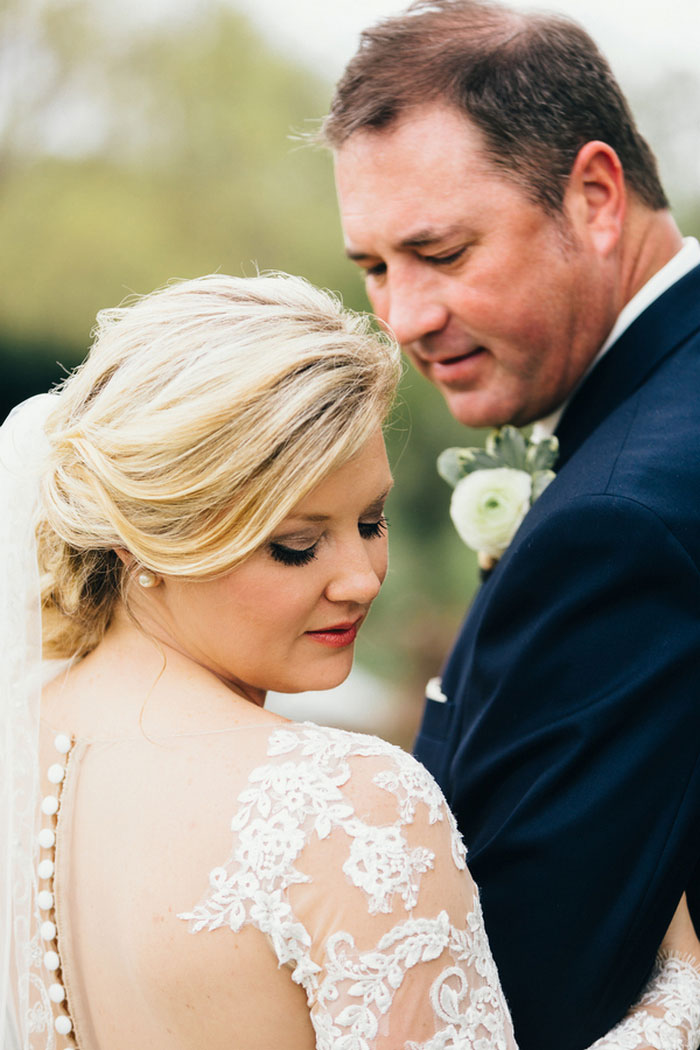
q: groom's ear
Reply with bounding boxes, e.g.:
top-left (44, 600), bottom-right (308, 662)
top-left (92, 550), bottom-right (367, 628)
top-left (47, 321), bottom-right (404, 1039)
top-left (563, 141), bottom-right (626, 258)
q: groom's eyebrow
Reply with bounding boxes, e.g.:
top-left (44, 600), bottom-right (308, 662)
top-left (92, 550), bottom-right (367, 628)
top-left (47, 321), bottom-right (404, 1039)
top-left (346, 224), bottom-right (467, 259)
top-left (398, 224), bottom-right (467, 249)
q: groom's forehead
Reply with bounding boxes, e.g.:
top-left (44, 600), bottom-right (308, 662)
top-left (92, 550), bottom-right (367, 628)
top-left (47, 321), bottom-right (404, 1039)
top-left (334, 106), bottom-right (507, 243)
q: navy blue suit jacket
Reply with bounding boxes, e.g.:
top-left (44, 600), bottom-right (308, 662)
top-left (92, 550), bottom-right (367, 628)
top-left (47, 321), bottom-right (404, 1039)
top-left (414, 263), bottom-right (700, 1050)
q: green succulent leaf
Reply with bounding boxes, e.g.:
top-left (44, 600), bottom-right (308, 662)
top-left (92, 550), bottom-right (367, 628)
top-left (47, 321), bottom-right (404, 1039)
top-left (463, 449), bottom-right (502, 471)
top-left (525, 435), bottom-right (559, 473)
top-left (485, 425), bottom-right (528, 469)
top-left (531, 469), bottom-right (557, 501)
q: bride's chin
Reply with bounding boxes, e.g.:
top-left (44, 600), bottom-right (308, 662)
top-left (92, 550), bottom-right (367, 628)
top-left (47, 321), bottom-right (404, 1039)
top-left (275, 656), bottom-right (356, 696)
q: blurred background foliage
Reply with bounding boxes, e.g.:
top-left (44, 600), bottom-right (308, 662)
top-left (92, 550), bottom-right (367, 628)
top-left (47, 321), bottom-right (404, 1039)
top-left (2, 0), bottom-right (699, 744)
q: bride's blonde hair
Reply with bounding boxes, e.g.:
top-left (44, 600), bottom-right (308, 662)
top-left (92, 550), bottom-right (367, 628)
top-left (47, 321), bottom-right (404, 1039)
top-left (37, 273), bottom-right (401, 660)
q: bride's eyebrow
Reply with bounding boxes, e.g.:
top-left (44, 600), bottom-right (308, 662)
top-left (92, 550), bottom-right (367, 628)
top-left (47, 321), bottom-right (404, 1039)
top-left (282, 513), bottom-right (329, 524)
top-left (281, 486), bottom-right (394, 527)
top-left (362, 487), bottom-right (393, 517)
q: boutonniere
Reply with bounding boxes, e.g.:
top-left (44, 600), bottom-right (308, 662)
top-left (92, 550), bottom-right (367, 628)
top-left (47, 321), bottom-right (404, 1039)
top-left (437, 426), bottom-right (558, 571)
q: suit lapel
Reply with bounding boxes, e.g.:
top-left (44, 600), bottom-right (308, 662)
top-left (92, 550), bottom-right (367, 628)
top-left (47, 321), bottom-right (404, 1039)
top-left (555, 263), bottom-right (700, 468)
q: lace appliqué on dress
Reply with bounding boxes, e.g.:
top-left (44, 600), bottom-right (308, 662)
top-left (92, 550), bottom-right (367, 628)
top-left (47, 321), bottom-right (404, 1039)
top-left (179, 724), bottom-right (512, 1050)
top-left (589, 952), bottom-right (700, 1050)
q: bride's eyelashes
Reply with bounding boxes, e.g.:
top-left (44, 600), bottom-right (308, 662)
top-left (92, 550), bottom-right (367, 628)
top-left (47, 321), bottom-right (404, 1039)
top-left (358, 515), bottom-right (389, 540)
top-left (268, 542), bottom-right (317, 567)
top-left (268, 516), bottom-right (389, 568)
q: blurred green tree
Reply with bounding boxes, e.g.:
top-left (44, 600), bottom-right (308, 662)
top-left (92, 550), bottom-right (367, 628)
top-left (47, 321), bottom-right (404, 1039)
top-left (0, 0), bottom-right (353, 351)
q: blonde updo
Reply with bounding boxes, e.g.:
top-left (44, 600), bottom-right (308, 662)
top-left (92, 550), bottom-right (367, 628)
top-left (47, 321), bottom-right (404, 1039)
top-left (38, 273), bottom-right (401, 660)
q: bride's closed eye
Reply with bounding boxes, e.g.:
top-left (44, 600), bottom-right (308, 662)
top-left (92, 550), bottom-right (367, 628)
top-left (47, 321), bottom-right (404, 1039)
top-left (358, 515), bottom-right (389, 540)
top-left (268, 516), bottom-right (389, 568)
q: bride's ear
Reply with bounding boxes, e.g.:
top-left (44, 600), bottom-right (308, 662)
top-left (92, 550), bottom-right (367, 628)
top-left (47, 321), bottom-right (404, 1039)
top-left (113, 547), bottom-right (133, 569)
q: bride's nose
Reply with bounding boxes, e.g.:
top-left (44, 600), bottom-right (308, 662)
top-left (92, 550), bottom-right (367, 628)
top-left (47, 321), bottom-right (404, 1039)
top-left (324, 540), bottom-right (385, 606)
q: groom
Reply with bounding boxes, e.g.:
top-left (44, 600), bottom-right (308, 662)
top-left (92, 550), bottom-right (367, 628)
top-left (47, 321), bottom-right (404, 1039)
top-left (327, 2), bottom-right (700, 1048)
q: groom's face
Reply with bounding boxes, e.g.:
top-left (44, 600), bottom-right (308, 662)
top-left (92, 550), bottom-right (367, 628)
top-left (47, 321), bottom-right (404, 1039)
top-left (335, 103), bottom-right (616, 428)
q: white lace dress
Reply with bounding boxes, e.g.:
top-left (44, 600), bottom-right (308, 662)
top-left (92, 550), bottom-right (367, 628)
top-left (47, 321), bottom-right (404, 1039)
top-left (30, 720), bottom-right (700, 1049)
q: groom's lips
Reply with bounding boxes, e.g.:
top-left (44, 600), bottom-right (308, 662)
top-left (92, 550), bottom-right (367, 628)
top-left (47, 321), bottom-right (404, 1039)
top-left (427, 347), bottom-right (488, 384)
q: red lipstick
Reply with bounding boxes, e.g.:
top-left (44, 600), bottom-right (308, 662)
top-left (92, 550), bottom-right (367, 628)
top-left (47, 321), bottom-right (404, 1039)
top-left (305, 620), bottom-right (361, 648)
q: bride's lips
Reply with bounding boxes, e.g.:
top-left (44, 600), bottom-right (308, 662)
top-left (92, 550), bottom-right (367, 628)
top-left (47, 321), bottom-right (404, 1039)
top-left (426, 347), bottom-right (487, 384)
top-left (305, 619), bottom-right (362, 648)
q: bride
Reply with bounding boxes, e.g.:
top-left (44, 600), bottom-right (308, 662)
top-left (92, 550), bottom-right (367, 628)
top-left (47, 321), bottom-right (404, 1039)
top-left (2, 273), bottom-right (699, 1050)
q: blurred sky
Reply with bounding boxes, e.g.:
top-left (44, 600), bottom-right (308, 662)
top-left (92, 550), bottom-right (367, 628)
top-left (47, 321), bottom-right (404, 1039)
top-left (116, 0), bottom-right (700, 87)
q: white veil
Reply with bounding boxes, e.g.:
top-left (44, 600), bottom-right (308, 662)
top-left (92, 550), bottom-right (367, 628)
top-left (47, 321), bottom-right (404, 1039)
top-left (0, 394), bottom-right (60, 1050)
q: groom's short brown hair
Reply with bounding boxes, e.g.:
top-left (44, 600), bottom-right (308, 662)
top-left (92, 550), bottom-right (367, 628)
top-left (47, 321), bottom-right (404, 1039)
top-left (323, 0), bottom-right (668, 215)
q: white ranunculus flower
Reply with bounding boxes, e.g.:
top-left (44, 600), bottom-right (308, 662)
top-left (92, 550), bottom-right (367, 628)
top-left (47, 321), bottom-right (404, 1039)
top-left (450, 468), bottom-right (532, 558)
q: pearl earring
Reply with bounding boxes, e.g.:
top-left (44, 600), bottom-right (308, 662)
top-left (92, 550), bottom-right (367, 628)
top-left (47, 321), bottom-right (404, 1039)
top-left (137, 569), bottom-right (159, 589)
